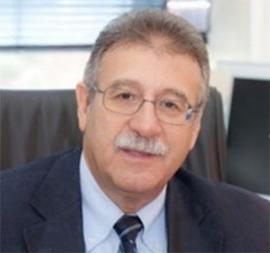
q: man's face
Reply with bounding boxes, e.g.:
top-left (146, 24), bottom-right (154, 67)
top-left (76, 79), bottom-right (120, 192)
top-left (76, 43), bottom-right (203, 202)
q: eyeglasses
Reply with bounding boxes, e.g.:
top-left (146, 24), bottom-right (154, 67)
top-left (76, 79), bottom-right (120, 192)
top-left (91, 83), bottom-right (201, 125)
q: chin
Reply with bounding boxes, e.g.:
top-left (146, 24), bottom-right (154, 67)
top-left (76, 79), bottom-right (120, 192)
top-left (114, 173), bottom-right (165, 196)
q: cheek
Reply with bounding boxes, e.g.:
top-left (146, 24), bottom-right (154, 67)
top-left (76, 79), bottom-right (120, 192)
top-left (82, 112), bottom-right (117, 179)
top-left (165, 127), bottom-right (194, 169)
top-left (85, 110), bottom-right (113, 149)
top-left (84, 105), bottom-right (127, 162)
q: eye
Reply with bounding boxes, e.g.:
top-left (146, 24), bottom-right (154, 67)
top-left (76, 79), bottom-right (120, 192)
top-left (108, 89), bottom-right (140, 104)
top-left (160, 99), bottom-right (181, 111)
top-left (118, 92), bottom-right (135, 100)
top-left (164, 100), bottom-right (177, 108)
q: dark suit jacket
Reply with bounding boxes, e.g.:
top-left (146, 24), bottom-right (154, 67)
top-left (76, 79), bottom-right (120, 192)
top-left (1, 149), bottom-right (269, 253)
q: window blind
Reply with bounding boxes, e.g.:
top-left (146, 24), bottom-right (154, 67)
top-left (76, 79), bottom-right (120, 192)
top-left (0, 0), bottom-right (164, 48)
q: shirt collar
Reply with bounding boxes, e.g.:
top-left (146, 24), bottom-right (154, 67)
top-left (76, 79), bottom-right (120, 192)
top-left (137, 185), bottom-right (166, 231)
top-left (137, 185), bottom-right (167, 252)
top-left (80, 152), bottom-right (167, 252)
top-left (80, 152), bottom-right (123, 251)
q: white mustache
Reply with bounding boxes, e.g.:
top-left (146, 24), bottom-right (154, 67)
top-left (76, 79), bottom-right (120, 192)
top-left (114, 132), bottom-right (169, 156)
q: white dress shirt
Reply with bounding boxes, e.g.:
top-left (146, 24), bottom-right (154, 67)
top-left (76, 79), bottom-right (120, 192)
top-left (80, 152), bottom-right (167, 253)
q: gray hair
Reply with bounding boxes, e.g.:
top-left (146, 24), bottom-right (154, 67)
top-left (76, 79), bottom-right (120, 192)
top-left (83, 9), bottom-right (210, 105)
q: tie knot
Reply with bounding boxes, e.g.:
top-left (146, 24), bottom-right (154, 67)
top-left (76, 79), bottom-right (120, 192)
top-left (114, 215), bottom-right (143, 242)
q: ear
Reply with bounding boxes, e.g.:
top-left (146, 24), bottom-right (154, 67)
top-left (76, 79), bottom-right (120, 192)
top-left (188, 112), bottom-right (202, 151)
top-left (75, 82), bottom-right (89, 132)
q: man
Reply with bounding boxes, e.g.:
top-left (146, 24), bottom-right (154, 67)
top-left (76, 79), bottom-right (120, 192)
top-left (1, 10), bottom-right (269, 253)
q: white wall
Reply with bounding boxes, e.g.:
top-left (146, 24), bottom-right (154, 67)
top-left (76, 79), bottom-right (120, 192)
top-left (208, 0), bottom-right (270, 129)
top-left (209, 0), bottom-right (270, 64)
top-left (0, 50), bottom-right (89, 90)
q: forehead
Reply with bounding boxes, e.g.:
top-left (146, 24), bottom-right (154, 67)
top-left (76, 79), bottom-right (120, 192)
top-left (96, 43), bottom-right (203, 104)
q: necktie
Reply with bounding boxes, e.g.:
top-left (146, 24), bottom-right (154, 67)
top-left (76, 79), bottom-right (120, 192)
top-left (114, 215), bottom-right (143, 253)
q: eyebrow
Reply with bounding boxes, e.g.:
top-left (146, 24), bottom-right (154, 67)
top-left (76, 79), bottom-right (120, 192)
top-left (106, 79), bottom-right (141, 89)
top-left (105, 79), bottom-right (189, 101)
top-left (160, 88), bottom-right (188, 101)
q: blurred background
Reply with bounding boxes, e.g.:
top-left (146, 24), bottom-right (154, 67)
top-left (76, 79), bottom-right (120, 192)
top-left (0, 0), bottom-right (269, 197)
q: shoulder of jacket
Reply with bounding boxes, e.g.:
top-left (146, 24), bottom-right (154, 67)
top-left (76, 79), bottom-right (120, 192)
top-left (0, 148), bottom-right (80, 193)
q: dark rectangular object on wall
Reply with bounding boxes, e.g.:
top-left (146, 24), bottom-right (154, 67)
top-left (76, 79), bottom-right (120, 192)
top-left (227, 78), bottom-right (270, 194)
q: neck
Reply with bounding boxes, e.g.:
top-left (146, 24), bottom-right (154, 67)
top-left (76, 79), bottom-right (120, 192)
top-left (83, 150), bottom-right (164, 213)
top-left (107, 188), bottom-right (163, 213)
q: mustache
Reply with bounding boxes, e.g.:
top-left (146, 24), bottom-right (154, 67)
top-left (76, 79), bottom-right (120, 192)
top-left (114, 131), bottom-right (169, 156)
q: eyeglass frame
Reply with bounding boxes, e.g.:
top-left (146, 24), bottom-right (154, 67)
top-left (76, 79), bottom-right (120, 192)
top-left (89, 83), bottom-right (202, 126)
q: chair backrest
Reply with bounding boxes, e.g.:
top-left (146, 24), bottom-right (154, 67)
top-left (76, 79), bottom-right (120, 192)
top-left (0, 87), bottom-right (227, 181)
top-left (184, 86), bottom-right (227, 181)
top-left (227, 78), bottom-right (269, 194)
top-left (0, 90), bottom-right (82, 169)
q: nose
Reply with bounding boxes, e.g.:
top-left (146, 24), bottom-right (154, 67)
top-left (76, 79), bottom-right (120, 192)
top-left (128, 100), bottom-right (163, 138)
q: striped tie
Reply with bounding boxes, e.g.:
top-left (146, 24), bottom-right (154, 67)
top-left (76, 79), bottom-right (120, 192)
top-left (114, 215), bottom-right (143, 253)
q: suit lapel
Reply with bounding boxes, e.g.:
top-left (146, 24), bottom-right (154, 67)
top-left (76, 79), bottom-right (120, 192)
top-left (23, 149), bottom-right (85, 253)
top-left (22, 151), bottom-right (224, 252)
top-left (166, 170), bottom-right (224, 252)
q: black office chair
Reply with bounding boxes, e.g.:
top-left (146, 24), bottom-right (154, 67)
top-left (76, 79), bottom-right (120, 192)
top-left (0, 87), bottom-right (227, 182)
